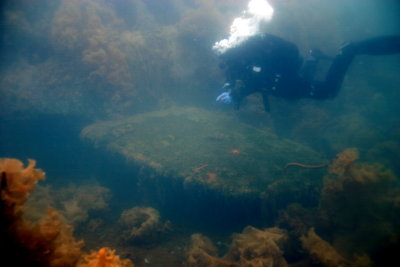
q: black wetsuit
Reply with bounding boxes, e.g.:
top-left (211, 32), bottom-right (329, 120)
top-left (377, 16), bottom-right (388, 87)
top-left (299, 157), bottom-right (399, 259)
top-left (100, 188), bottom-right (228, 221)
top-left (219, 34), bottom-right (400, 111)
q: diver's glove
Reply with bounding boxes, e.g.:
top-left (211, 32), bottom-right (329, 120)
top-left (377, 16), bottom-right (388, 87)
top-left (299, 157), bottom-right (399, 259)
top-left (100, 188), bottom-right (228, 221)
top-left (216, 92), bottom-right (232, 104)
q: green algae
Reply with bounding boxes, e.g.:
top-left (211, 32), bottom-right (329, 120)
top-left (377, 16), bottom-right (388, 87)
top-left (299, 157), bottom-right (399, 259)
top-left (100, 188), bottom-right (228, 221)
top-left (81, 107), bottom-right (325, 195)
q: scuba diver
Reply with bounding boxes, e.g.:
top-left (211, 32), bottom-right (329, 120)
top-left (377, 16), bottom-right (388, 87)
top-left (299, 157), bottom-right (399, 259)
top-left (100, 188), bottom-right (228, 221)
top-left (216, 34), bottom-right (400, 111)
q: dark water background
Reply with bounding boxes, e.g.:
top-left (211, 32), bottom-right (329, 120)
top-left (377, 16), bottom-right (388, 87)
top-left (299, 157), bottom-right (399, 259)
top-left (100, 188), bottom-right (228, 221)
top-left (1, 0), bottom-right (400, 266)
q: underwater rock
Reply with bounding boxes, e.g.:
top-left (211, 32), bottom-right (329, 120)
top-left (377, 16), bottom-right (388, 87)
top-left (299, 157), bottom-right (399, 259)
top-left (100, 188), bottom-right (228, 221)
top-left (81, 107), bottom-right (324, 197)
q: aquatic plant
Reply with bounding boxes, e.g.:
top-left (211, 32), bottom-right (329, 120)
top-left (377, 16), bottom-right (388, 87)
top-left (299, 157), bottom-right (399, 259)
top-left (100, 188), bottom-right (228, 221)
top-left (276, 148), bottom-right (399, 266)
top-left (366, 140), bottom-right (400, 175)
top-left (119, 206), bottom-right (171, 244)
top-left (301, 227), bottom-right (350, 267)
top-left (301, 228), bottom-right (371, 267)
top-left (185, 233), bottom-right (232, 267)
top-left (0, 0), bottom-right (266, 118)
top-left (52, 0), bottom-right (133, 96)
top-left (76, 247), bottom-right (134, 267)
top-left (225, 226), bottom-right (288, 266)
top-left (0, 158), bottom-right (45, 205)
top-left (185, 226), bottom-right (288, 266)
top-left (0, 158), bottom-right (134, 267)
top-left (319, 148), bottom-right (399, 256)
top-left (58, 183), bottom-right (110, 225)
top-left (26, 183), bottom-right (110, 226)
top-left (0, 158), bottom-right (83, 266)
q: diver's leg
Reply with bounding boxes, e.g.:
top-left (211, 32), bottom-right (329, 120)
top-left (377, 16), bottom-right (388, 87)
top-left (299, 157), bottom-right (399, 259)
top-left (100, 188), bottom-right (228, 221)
top-left (300, 57), bottom-right (318, 82)
top-left (231, 80), bottom-right (248, 110)
top-left (310, 47), bottom-right (354, 99)
top-left (300, 48), bottom-right (332, 82)
top-left (299, 48), bottom-right (335, 98)
top-left (355, 35), bottom-right (400, 55)
top-left (315, 35), bottom-right (400, 99)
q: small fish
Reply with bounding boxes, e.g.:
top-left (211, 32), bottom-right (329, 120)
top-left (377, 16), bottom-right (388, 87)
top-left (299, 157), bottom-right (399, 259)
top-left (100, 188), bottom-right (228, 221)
top-left (230, 149), bottom-right (240, 154)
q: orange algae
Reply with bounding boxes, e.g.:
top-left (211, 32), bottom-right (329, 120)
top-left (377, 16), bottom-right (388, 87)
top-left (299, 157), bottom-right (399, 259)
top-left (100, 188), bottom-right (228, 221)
top-left (186, 226), bottom-right (288, 267)
top-left (0, 158), bottom-right (134, 267)
top-left (301, 228), bottom-right (350, 267)
top-left (230, 149), bottom-right (240, 154)
top-left (77, 247), bottom-right (134, 267)
top-left (328, 148), bottom-right (359, 176)
top-left (0, 158), bottom-right (83, 266)
top-left (206, 173), bottom-right (217, 183)
top-left (0, 158), bottom-right (45, 205)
